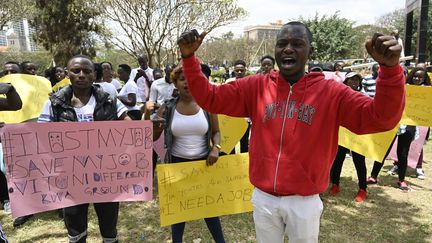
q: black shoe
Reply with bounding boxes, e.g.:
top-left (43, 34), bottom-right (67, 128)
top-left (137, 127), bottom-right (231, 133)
top-left (13, 214), bottom-right (33, 227)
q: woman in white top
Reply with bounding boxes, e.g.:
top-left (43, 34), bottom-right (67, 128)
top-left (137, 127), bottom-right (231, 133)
top-left (153, 66), bottom-right (225, 243)
top-left (101, 61), bottom-right (122, 91)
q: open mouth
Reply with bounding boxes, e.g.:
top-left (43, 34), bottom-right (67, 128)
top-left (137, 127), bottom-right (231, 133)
top-left (282, 57), bottom-right (296, 66)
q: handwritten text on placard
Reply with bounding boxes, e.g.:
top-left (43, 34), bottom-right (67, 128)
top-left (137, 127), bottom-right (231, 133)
top-left (401, 85), bottom-right (432, 126)
top-left (1, 120), bottom-right (153, 218)
top-left (157, 153), bottom-right (253, 226)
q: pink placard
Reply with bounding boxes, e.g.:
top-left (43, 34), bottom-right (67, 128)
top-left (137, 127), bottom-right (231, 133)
top-left (387, 126), bottom-right (428, 168)
top-left (323, 71), bottom-right (346, 83)
top-left (1, 120), bottom-right (153, 218)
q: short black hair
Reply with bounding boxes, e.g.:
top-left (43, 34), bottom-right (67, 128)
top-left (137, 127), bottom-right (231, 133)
top-left (165, 63), bottom-right (177, 71)
top-left (49, 66), bottom-right (64, 86)
top-left (20, 61), bottom-right (34, 69)
top-left (118, 64), bottom-right (132, 74)
top-left (200, 64), bottom-right (211, 78)
top-left (94, 63), bottom-right (103, 80)
top-left (281, 21), bottom-right (313, 45)
top-left (137, 54), bottom-right (148, 61)
top-left (100, 61), bottom-right (113, 69)
top-left (333, 61), bottom-right (345, 71)
top-left (260, 55), bottom-right (275, 64)
top-left (322, 63), bottom-right (334, 72)
top-left (67, 55), bottom-right (94, 69)
top-left (234, 60), bottom-right (246, 67)
top-left (4, 61), bottom-right (21, 73)
top-left (5, 61), bottom-right (19, 65)
top-left (153, 68), bottom-right (163, 75)
top-left (407, 67), bottom-right (431, 85)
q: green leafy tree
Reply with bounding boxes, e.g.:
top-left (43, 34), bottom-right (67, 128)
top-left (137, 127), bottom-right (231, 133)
top-left (300, 12), bottom-right (356, 62)
top-left (376, 7), bottom-right (432, 62)
top-left (351, 24), bottom-right (389, 60)
top-left (0, 50), bottom-right (53, 76)
top-left (376, 8), bottom-right (405, 36)
top-left (198, 33), bottom-right (258, 67)
top-left (0, 0), bottom-right (33, 29)
top-left (32, 0), bottom-right (107, 66)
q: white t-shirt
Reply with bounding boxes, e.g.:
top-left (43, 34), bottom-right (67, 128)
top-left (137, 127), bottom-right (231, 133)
top-left (111, 79), bottom-right (122, 90)
top-left (118, 81), bottom-right (140, 111)
top-left (171, 108), bottom-right (208, 159)
top-left (149, 78), bottom-right (175, 104)
top-left (95, 82), bottom-right (118, 97)
top-left (38, 95), bottom-right (127, 122)
top-left (225, 77), bottom-right (236, 83)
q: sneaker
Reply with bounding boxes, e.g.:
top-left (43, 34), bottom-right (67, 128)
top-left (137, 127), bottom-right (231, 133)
top-left (366, 176), bottom-right (378, 184)
top-left (329, 184), bottom-right (340, 196)
top-left (13, 214), bottom-right (33, 227)
top-left (355, 189), bottom-right (368, 202)
top-left (387, 165), bottom-right (398, 175)
top-left (416, 168), bottom-right (425, 180)
top-left (3, 200), bottom-right (11, 214)
top-left (397, 180), bottom-right (410, 192)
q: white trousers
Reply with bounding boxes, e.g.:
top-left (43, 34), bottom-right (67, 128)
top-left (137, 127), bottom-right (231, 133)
top-left (251, 188), bottom-right (323, 243)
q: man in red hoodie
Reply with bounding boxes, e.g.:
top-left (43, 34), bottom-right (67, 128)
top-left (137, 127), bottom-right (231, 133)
top-left (177, 22), bottom-right (405, 243)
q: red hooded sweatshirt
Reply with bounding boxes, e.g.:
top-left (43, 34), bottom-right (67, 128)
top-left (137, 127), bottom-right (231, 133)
top-left (183, 55), bottom-right (405, 196)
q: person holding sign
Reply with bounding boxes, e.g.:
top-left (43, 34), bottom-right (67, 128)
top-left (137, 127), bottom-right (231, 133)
top-left (152, 66), bottom-right (226, 243)
top-left (177, 22), bottom-right (405, 242)
top-left (390, 67), bottom-right (430, 191)
top-left (0, 82), bottom-right (22, 242)
top-left (38, 55), bottom-right (130, 243)
top-left (329, 72), bottom-right (368, 202)
top-left (0, 83), bottom-right (23, 111)
top-left (367, 66), bottom-right (431, 188)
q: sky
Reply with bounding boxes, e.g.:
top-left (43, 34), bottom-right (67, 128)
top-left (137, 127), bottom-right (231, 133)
top-left (213, 0), bottom-right (406, 37)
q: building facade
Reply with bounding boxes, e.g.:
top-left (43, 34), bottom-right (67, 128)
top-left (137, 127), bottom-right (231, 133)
top-left (244, 20), bottom-right (283, 42)
top-left (0, 19), bottom-right (38, 52)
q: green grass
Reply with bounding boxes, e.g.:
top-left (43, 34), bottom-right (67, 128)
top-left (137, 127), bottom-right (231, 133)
top-left (2, 143), bottom-right (432, 242)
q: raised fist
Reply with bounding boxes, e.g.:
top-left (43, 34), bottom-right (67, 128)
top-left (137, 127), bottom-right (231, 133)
top-left (365, 33), bottom-right (402, 67)
top-left (177, 29), bottom-right (207, 58)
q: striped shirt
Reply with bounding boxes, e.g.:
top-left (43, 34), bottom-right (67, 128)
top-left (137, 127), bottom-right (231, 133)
top-left (362, 75), bottom-right (376, 98)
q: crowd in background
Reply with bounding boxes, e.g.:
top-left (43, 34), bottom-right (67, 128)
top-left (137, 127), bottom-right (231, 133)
top-left (0, 32), bottom-right (431, 242)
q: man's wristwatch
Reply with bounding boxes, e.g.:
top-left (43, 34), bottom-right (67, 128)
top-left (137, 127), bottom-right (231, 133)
top-left (214, 144), bottom-right (222, 150)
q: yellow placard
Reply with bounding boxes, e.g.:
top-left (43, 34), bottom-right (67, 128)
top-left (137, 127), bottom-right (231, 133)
top-left (52, 78), bottom-right (71, 92)
top-left (217, 115), bottom-right (248, 153)
top-left (400, 85), bottom-right (432, 126)
top-left (157, 153), bottom-right (253, 227)
top-left (338, 126), bottom-right (398, 162)
top-left (0, 74), bottom-right (51, 123)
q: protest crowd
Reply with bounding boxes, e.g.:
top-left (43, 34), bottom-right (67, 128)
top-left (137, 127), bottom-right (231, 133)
top-left (0, 20), bottom-right (431, 243)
